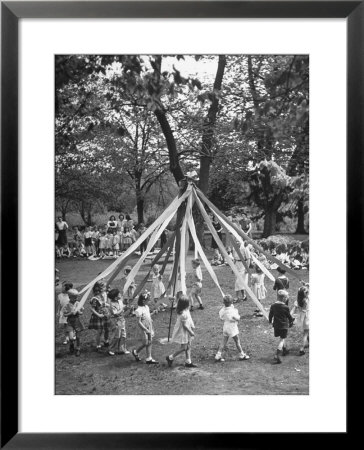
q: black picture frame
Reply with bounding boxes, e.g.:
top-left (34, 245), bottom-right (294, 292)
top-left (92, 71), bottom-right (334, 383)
top-left (1, 1), bottom-right (357, 447)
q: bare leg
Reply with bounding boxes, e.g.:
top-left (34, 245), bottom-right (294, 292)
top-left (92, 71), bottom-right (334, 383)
top-left (185, 342), bottom-right (192, 363)
top-left (233, 335), bottom-right (243, 353)
top-left (189, 294), bottom-right (195, 308)
top-left (171, 344), bottom-right (188, 359)
top-left (146, 343), bottom-right (152, 359)
top-left (136, 342), bottom-right (146, 354)
top-left (95, 330), bottom-right (102, 347)
top-left (196, 295), bottom-right (203, 307)
top-left (302, 330), bottom-right (309, 349)
top-left (215, 335), bottom-right (229, 360)
top-left (300, 330), bottom-right (309, 354)
top-left (119, 337), bottom-right (127, 352)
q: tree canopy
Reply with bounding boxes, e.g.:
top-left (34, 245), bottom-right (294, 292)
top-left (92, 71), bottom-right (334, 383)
top-left (55, 54), bottom-right (309, 236)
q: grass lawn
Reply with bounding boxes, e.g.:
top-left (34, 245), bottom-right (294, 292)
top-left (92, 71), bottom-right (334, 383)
top-left (55, 249), bottom-right (309, 395)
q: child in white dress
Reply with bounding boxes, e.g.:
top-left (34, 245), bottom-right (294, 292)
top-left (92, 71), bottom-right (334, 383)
top-left (151, 264), bottom-right (167, 311)
top-left (291, 285), bottom-right (309, 355)
top-left (132, 292), bottom-right (159, 364)
top-left (112, 231), bottom-right (120, 257)
top-left (98, 232), bottom-right (107, 258)
top-left (250, 265), bottom-right (267, 317)
top-left (233, 240), bottom-right (251, 302)
top-left (215, 295), bottom-right (250, 362)
top-left (166, 295), bottom-right (197, 368)
top-left (122, 227), bottom-right (133, 251)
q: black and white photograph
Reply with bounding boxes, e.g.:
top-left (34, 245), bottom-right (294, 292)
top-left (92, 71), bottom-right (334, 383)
top-left (55, 54), bottom-right (309, 395)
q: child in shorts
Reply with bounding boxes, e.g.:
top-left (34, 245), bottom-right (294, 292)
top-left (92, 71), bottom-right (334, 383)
top-left (268, 289), bottom-right (294, 364)
top-left (62, 289), bottom-right (85, 356)
top-left (215, 294), bottom-right (249, 362)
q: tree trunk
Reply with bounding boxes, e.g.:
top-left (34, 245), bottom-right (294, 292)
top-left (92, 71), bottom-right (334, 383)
top-left (86, 204), bottom-right (93, 226)
top-left (199, 55), bottom-right (226, 194)
top-left (136, 192), bottom-right (144, 224)
top-left (135, 173), bottom-right (144, 224)
top-left (263, 208), bottom-right (277, 238)
top-left (153, 56), bottom-right (184, 185)
top-left (60, 199), bottom-right (69, 220)
top-left (79, 201), bottom-right (87, 225)
top-left (295, 198), bottom-right (306, 234)
top-left (196, 55), bottom-right (226, 246)
top-left (154, 109), bottom-right (185, 184)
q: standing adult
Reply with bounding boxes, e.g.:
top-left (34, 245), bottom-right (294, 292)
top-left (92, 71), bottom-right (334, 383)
top-left (211, 216), bottom-right (223, 249)
top-left (55, 216), bottom-right (69, 248)
top-left (233, 239), bottom-right (251, 301)
top-left (239, 213), bottom-right (252, 238)
top-left (118, 214), bottom-right (127, 230)
top-left (125, 214), bottom-right (134, 229)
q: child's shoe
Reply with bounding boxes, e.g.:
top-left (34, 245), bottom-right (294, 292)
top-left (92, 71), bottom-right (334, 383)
top-left (96, 345), bottom-right (102, 352)
top-left (108, 351), bottom-right (115, 356)
top-left (239, 353), bottom-right (250, 360)
top-left (274, 349), bottom-right (282, 364)
top-left (146, 359), bottom-right (159, 365)
top-left (282, 347), bottom-right (290, 356)
top-left (166, 356), bottom-right (173, 367)
top-left (299, 350), bottom-right (306, 356)
top-left (69, 341), bottom-right (75, 354)
top-left (132, 349), bottom-right (141, 362)
top-left (118, 349), bottom-right (131, 355)
top-left (184, 362), bottom-right (197, 368)
top-left (75, 349), bottom-right (81, 357)
top-left (198, 305), bottom-right (204, 310)
top-left (103, 341), bottom-right (110, 347)
top-left (63, 338), bottom-right (69, 345)
top-left (215, 355), bottom-right (225, 362)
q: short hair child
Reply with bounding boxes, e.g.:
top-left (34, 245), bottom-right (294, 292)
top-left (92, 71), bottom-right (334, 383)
top-left (215, 295), bottom-right (249, 362)
top-left (62, 289), bottom-right (85, 356)
top-left (273, 266), bottom-right (290, 300)
top-left (268, 289), bottom-right (294, 364)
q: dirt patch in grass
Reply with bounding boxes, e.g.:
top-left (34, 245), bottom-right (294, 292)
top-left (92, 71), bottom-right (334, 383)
top-left (55, 251), bottom-right (309, 395)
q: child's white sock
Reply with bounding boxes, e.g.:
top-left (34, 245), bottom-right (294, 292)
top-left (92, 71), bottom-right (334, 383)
top-left (215, 351), bottom-right (221, 358)
top-left (185, 358), bottom-right (192, 364)
top-left (168, 355), bottom-right (174, 360)
top-left (146, 357), bottom-right (152, 361)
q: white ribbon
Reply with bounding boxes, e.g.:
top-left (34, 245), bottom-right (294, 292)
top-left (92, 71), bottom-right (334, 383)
top-left (187, 212), bottom-right (224, 297)
top-left (193, 190), bottom-right (268, 319)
